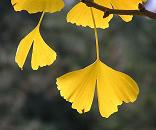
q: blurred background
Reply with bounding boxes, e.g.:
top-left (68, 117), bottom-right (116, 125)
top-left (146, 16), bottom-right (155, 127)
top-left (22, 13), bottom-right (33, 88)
top-left (0, 0), bottom-right (156, 130)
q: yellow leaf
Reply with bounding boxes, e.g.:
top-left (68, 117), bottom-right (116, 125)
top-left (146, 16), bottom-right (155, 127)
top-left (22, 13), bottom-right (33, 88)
top-left (110, 0), bottom-right (143, 22)
top-left (97, 60), bottom-right (139, 117)
top-left (11, 0), bottom-right (64, 13)
top-left (57, 62), bottom-right (97, 113)
top-left (67, 1), bottom-right (113, 29)
top-left (57, 60), bottom-right (139, 118)
top-left (15, 25), bottom-right (56, 70)
top-left (67, 0), bottom-right (143, 27)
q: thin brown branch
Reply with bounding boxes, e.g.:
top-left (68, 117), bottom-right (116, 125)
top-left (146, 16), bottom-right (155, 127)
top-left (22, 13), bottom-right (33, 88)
top-left (81, 0), bottom-right (156, 19)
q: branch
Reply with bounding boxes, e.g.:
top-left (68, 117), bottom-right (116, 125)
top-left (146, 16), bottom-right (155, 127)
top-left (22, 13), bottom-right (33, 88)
top-left (81, 0), bottom-right (156, 19)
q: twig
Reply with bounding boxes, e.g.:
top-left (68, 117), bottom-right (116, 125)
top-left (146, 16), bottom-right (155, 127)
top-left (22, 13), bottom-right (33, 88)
top-left (81, 0), bottom-right (156, 19)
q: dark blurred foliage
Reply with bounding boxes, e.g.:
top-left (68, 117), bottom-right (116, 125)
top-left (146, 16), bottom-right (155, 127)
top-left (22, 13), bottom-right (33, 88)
top-left (0, 0), bottom-right (156, 130)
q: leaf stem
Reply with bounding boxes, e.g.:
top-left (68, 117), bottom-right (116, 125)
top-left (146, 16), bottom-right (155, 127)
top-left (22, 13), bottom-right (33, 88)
top-left (37, 12), bottom-right (45, 27)
top-left (90, 7), bottom-right (100, 60)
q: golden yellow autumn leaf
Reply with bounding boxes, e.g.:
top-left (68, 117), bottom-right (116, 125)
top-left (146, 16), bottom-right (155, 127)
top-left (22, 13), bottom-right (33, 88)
top-left (57, 60), bottom-right (139, 118)
top-left (57, 7), bottom-right (139, 117)
top-left (67, 0), bottom-right (143, 28)
top-left (11, 0), bottom-right (64, 13)
top-left (107, 0), bottom-right (143, 22)
top-left (67, 1), bottom-right (113, 29)
top-left (15, 20), bottom-right (56, 70)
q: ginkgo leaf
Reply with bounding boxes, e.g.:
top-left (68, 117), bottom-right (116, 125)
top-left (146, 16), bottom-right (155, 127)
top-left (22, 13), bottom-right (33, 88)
top-left (15, 25), bottom-right (56, 70)
top-left (96, 60), bottom-right (139, 118)
top-left (57, 62), bottom-right (97, 113)
top-left (67, 1), bottom-right (113, 29)
top-left (11, 0), bottom-right (64, 13)
top-left (109, 0), bottom-right (143, 22)
top-left (67, 0), bottom-right (143, 28)
top-left (57, 60), bottom-right (139, 118)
